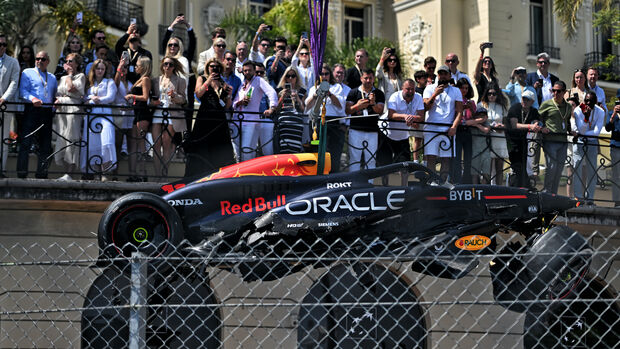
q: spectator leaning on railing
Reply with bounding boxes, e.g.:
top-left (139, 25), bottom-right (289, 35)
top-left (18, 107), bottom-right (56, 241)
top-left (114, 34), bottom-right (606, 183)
top-left (0, 34), bottom-right (20, 178)
top-left (17, 51), bottom-right (57, 179)
top-left (605, 90), bottom-right (620, 208)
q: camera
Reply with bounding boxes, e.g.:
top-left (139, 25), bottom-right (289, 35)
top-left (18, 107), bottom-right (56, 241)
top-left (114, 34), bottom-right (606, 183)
top-left (437, 79), bottom-right (453, 87)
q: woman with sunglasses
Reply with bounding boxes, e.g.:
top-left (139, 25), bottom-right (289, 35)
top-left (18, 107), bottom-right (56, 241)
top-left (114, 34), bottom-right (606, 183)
top-left (164, 35), bottom-right (195, 130)
top-left (275, 66), bottom-right (307, 153)
top-left (124, 56), bottom-right (153, 181)
top-left (53, 53), bottom-right (85, 181)
top-left (185, 58), bottom-right (234, 176)
top-left (82, 59), bottom-right (117, 181)
top-left (478, 83), bottom-right (509, 185)
top-left (474, 43), bottom-right (498, 102)
top-left (54, 33), bottom-right (85, 81)
top-left (151, 56), bottom-right (187, 181)
top-left (376, 47), bottom-right (404, 170)
top-left (562, 69), bottom-right (589, 196)
top-left (212, 38), bottom-right (227, 63)
top-left (291, 38), bottom-right (314, 89)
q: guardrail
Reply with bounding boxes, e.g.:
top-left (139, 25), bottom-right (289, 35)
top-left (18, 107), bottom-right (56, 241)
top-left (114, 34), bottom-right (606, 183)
top-left (1, 101), bottom-right (618, 205)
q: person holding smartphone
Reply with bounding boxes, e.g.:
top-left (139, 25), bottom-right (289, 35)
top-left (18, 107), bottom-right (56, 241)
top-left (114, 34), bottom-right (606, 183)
top-left (291, 37), bottom-right (314, 89)
top-left (114, 23), bottom-right (152, 84)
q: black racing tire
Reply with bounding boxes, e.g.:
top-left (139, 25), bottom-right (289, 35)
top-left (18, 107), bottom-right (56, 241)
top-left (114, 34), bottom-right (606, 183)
top-left (98, 192), bottom-right (184, 261)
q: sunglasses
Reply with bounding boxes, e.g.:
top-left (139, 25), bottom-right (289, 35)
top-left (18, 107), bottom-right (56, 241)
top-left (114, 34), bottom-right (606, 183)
top-left (483, 60), bottom-right (491, 64)
top-left (95, 37), bottom-right (106, 41)
top-left (584, 99), bottom-right (595, 104)
top-left (70, 41), bottom-right (80, 45)
top-left (65, 59), bottom-right (74, 64)
top-left (168, 43), bottom-right (179, 48)
top-left (224, 57), bottom-right (234, 61)
top-left (551, 89), bottom-right (564, 93)
top-left (276, 46), bottom-right (286, 50)
top-left (299, 52), bottom-right (309, 56)
top-left (256, 70), bottom-right (265, 76)
top-left (537, 60), bottom-right (549, 65)
top-left (0, 43), bottom-right (7, 47)
top-left (261, 43), bottom-right (271, 47)
top-left (487, 92), bottom-right (497, 96)
top-left (215, 44), bottom-right (226, 48)
top-left (320, 72), bottom-right (330, 76)
top-left (286, 74), bottom-right (297, 78)
top-left (387, 58), bottom-right (397, 63)
top-left (35, 57), bottom-right (47, 61)
top-left (163, 62), bottom-right (174, 67)
top-left (208, 65), bottom-right (220, 69)
top-left (445, 59), bottom-right (456, 63)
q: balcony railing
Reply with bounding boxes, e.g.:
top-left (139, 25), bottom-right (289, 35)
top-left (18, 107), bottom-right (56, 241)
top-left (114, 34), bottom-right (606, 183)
top-left (527, 44), bottom-right (561, 60)
top-left (86, 0), bottom-right (149, 35)
top-left (584, 51), bottom-right (620, 81)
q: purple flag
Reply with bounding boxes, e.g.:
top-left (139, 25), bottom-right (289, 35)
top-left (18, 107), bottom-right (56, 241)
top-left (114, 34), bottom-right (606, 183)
top-left (308, 0), bottom-right (329, 87)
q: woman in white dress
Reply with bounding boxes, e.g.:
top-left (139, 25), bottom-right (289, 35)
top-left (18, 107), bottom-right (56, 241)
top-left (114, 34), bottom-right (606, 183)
top-left (82, 59), bottom-right (117, 180)
top-left (478, 82), bottom-right (509, 185)
top-left (54, 53), bottom-right (85, 180)
top-left (152, 56), bottom-right (187, 180)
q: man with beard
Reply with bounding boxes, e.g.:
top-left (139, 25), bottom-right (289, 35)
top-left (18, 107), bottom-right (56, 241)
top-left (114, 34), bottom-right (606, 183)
top-left (233, 61), bottom-right (278, 161)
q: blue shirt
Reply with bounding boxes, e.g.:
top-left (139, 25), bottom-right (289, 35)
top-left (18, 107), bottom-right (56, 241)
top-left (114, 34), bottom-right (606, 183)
top-left (265, 56), bottom-right (287, 89)
top-left (606, 110), bottom-right (620, 147)
top-left (19, 67), bottom-right (58, 105)
top-left (504, 82), bottom-right (539, 109)
top-left (222, 72), bottom-right (241, 99)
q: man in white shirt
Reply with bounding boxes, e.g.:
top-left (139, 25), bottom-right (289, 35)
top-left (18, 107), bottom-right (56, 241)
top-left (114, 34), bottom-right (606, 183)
top-left (423, 65), bottom-right (463, 178)
top-left (587, 67), bottom-right (607, 113)
top-left (234, 41), bottom-right (249, 81)
top-left (386, 79), bottom-right (425, 184)
top-left (445, 53), bottom-right (471, 85)
top-left (0, 34), bottom-right (20, 177)
top-left (233, 61), bottom-right (278, 161)
top-left (197, 27), bottom-right (226, 75)
top-left (249, 24), bottom-right (272, 64)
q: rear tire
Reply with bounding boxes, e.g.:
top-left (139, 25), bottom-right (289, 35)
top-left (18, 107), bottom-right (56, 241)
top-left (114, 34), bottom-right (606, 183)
top-left (98, 192), bottom-right (183, 261)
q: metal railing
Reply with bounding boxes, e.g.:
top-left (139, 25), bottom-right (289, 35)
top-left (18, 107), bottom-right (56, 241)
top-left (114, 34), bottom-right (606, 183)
top-left (1, 101), bottom-right (619, 205)
top-left (86, 0), bottom-right (149, 35)
top-left (584, 51), bottom-right (620, 80)
top-left (527, 43), bottom-right (561, 60)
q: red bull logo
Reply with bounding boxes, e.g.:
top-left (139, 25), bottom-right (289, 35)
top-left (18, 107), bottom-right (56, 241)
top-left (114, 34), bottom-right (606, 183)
top-left (220, 195), bottom-right (286, 215)
top-left (455, 235), bottom-right (491, 251)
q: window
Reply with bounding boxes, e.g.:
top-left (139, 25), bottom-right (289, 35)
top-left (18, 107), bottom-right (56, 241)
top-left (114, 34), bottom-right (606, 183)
top-left (250, 0), bottom-right (273, 16)
top-left (344, 5), bottom-right (371, 45)
top-left (529, 0), bottom-right (559, 58)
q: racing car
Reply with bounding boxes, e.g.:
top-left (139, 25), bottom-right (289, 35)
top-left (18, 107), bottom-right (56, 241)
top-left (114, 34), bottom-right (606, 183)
top-left (97, 153), bottom-right (588, 293)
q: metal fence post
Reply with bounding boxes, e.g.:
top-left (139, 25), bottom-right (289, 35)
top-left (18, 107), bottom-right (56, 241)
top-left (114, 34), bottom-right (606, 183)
top-left (129, 251), bottom-right (147, 349)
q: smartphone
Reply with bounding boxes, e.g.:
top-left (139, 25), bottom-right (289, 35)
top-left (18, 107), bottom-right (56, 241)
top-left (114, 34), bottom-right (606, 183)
top-left (616, 100), bottom-right (620, 106)
top-left (301, 32), bottom-right (308, 39)
top-left (130, 18), bottom-right (137, 25)
top-left (285, 83), bottom-right (292, 90)
top-left (265, 25), bottom-right (273, 31)
top-left (76, 12), bottom-right (83, 24)
top-left (537, 78), bottom-right (543, 86)
top-left (121, 51), bottom-right (130, 63)
top-left (482, 41), bottom-right (493, 49)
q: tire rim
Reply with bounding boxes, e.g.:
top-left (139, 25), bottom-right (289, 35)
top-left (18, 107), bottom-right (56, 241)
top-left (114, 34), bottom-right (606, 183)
top-left (110, 204), bottom-right (171, 258)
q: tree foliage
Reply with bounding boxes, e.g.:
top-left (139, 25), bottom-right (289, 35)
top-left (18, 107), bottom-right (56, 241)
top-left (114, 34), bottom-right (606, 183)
top-left (553, 0), bottom-right (613, 39)
top-left (0, 0), bottom-right (48, 51)
top-left (45, 0), bottom-right (110, 50)
top-left (218, 8), bottom-right (264, 44)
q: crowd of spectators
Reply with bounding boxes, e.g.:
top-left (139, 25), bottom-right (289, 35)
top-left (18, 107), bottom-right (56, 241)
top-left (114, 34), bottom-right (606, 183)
top-left (0, 17), bottom-right (619, 207)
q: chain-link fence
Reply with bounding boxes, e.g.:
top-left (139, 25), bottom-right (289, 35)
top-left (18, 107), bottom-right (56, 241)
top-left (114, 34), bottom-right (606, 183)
top-left (1, 228), bottom-right (618, 348)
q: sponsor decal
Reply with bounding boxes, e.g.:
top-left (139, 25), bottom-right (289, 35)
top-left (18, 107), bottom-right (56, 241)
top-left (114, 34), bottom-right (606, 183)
top-left (528, 205), bottom-right (538, 213)
top-left (455, 235), bottom-right (491, 251)
top-left (161, 183), bottom-right (186, 193)
top-left (318, 221), bottom-right (339, 227)
top-left (168, 198), bottom-right (204, 206)
top-left (326, 182), bottom-right (352, 189)
top-left (484, 195), bottom-right (527, 200)
top-left (286, 223), bottom-right (303, 228)
top-left (220, 195), bottom-right (286, 215)
top-left (449, 189), bottom-right (484, 201)
top-left (285, 190), bottom-right (405, 215)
